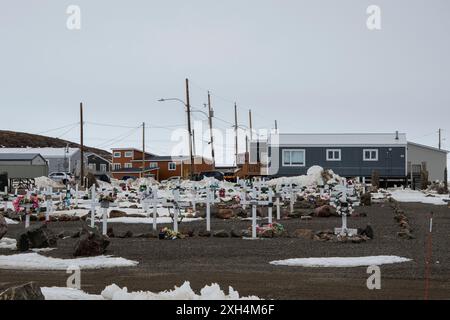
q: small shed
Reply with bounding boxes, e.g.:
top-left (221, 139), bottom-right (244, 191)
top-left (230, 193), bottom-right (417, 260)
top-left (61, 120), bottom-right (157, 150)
top-left (0, 153), bottom-right (49, 190)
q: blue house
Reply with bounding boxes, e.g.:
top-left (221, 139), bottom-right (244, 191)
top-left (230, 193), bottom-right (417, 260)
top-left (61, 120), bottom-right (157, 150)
top-left (266, 132), bottom-right (408, 179)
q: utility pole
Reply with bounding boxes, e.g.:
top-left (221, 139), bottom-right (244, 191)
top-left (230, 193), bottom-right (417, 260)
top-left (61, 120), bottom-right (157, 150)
top-left (275, 120), bottom-right (278, 132)
top-left (249, 109), bottom-right (253, 141)
top-left (207, 91), bottom-right (215, 168)
top-left (142, 122), bottom-right (145, 178)
top-left (80, 102), bottom-right (84, 187)
top-left (185, 78), bottom-right (194, 179)
top-left (438, 128), bottom-right (442, 150)
top-left (192, 129), bottom-right (196, 156)
top-left (234, 103), bottom-right (238, 166)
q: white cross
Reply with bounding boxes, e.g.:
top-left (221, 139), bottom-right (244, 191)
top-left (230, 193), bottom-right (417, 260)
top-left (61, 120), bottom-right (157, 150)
top-left (240, 187), bottom-right (271, 239)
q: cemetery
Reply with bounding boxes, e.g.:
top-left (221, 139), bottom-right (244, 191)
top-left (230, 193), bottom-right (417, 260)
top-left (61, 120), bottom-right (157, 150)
top-left (0, 165), bottom-right (449, 299)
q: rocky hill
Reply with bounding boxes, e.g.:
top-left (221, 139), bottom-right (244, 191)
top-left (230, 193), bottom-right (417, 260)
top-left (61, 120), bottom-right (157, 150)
top-left (0, 130), bottom-right (111, 160)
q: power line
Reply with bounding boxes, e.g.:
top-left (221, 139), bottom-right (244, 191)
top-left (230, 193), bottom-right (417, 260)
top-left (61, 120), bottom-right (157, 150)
top-left (34, 122), bottom-right (80, 135)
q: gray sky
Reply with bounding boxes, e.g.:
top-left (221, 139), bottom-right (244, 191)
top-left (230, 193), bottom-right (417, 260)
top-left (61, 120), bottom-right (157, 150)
top-left (1, 0), bottom-right (449, 165)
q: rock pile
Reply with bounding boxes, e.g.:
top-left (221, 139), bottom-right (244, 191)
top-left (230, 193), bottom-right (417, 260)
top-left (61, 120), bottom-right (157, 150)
top-left (16, 224), bottom-right (58, 252)
top-left (0, 282), bottom-right (45, 300)
top-left (73, 223), bottom-right (110, 257)
top-left (391, 200), bottom-right (414, 239)
top-left (0, 215), bottom-right (7, 240)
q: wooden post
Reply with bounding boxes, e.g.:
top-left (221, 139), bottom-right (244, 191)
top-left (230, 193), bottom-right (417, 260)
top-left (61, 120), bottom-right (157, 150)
top-left (90, 186), bottom-right (96, 228)
top-left (234, 103), bottom-right (238, 166)
top-left (268, 188), bottom-right (273, 224)
top-left (152, 186), bottom-right (158, 231)
top-left (80, 102), bottom-right (84, 187)
top-left (207, 91), bottom-right (215, 168)
top-left (251, 188), bottom-right (257, 239)
top-left (185, 79), bottom-right (194, 180)
top-left (206, 187), bottom-right (211, 232)
top-left (142, 122), bottom-right (146, 178)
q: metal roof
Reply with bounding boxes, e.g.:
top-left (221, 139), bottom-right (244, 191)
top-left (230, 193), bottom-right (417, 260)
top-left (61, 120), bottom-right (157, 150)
top-left (0, 148), bottom-right (79, 158)
top-left (0, 153), bottom-right (43, 161)
top-left (407, 141), bottom-right (449, 153)
top-left (269, 133), bottom-right (407, 146)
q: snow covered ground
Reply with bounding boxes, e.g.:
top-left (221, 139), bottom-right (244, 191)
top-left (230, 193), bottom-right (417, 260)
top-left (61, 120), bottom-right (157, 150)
top-left (270, 256), bottom-right (412, 267)
top-left (0, 252), bottom-right (138, 270)
top-left (0, 237), bottom-right (17, 250)
top-left (107, 216), bottom-right (203, 224)
top-left (42, 281), bottom-right (260, 300)
top-left (388, 189), bottom-right (449, 205)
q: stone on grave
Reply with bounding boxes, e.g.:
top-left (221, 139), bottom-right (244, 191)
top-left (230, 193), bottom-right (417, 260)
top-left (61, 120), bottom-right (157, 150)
top-left (109, 210), bottom-right (127, 218)
top-left (16, 224), bottom-right (58, 252)
top-left (0, 282), bottom-right (45, 300)
top-left (73, 223), bottom-right (110, 257)
top-left (0, 215), bottom-right (7, 240)
top-left (216, 208), bottom-right (234, 220)
top-left (213, 230), bottom-right (230, 238)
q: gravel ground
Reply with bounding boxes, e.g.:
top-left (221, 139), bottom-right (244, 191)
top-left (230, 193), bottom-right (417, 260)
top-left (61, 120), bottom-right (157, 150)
top-left (1, 202), bottom-right (449, 299)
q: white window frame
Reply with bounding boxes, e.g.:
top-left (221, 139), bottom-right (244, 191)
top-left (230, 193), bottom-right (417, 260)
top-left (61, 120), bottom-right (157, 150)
top-left (149, 162), bottom-right (158, 169)
top-left (100, 164), bottom-right (107, 172)
top-left (168, 162), bottom-right (177, 171)
top-left (124, 151), bottom-right (133, 158)
top-left (326, 149), bottom-right (341, 161)
top-left (282, 149), bottom-right (306, 167)
top-left (88, 163), bottom-right (96, 171)
top-left (363, 149), bottom-right (379, 161)
top-left (124, 163), bottom-right (132, 168)
top-left (113, 163), bottom-right (121, 170)
top-left (113, 152), bottom-right (121, 158)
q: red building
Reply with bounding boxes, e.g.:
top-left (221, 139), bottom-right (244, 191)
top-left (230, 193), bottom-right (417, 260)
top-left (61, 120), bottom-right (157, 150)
top-left (111, 148), bottom-right (214, 181)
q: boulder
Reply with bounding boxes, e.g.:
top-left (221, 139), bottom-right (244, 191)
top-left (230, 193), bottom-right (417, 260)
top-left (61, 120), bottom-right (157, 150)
top-left (128, 204), bottom-right (138, 209)
top-left (73, 224), bottom-right (110, 257)
top-left (0, 215), bottom-right (7, 240)
top-left (180, 228), bottom-right (195, 237)
top-left (313, 205), bottom-right (332, 217)
top-left (235, 208), bottom-right (248, 218)
top-left (230, 229), bottom-right (242, 238)
top-left (216, 209), bottom-right (234, 220)
top-left (16, 224), bottom-right (58, 252)
top-left (358, 225), bottom-right (374, 239)
top-left (197, 229), bottom-right (211, 237)
top-left (0, 282), bottom-right (45, 300)
top-left (291, 229), bottom-right (314, 240)
top-left (397, 230), bottom-right (415, 240)
top-left (361, 193), bottom-right (372, 206)
top-left (213, 230), bottom-right (230, 238)
top-left (135, 231), bottom-right (158, 238)
top-left (109, 210), bottom-right (127, 218)
top-left (117, 230), bottom-right (133, 238)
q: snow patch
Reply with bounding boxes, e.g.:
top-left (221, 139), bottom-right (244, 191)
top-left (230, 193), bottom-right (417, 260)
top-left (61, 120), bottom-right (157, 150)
top-left (0, 252), bottom-right (138, 270)
top-left (0, 237), bottom-right (17, 250)
top-left (42, 281), bottom-right (260, 300)
top-left (270, 255), bottom-right (412, 267)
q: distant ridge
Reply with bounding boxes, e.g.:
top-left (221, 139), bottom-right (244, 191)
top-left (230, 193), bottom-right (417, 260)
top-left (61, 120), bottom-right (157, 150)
top-left (0, 130), bottom-right (111, 160)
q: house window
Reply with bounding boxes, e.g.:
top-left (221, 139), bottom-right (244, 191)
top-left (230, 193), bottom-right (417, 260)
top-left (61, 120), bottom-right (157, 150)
top-left (88, 163), bottom-right (96, 171)
top-left (363, 149), bottom-right (378, 161)
top-left (100, 164), bottom-right (107, 172)
top-left (149, 162), bottom-right (158, 169)
top-left (326, 149), bottom-right (341, 161)
top-left (282, 149), bottom-right (305, 166)
top-left (113, 163), bottom-right (121, 170)
top-left (168, 162), bottom-right (177, 171)
top-left (113, 152), bottom-right (121, 158)
top-left (124, 151), bottom-right (133, 158)
top-left (124, 163), bottom-right (132, 168)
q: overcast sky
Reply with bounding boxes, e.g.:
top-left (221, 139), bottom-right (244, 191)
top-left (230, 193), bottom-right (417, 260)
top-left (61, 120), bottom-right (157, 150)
top-left (0, 0), bottom-right (449, 165)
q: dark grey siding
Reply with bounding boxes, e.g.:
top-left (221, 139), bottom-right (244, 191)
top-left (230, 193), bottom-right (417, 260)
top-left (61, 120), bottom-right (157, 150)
top-left (87, 154), bottom-right (111, 173)
top-left (270, 146), bottom-right (406, 177)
